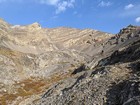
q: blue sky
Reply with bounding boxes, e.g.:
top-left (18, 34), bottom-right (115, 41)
top-left (0, 0), bottom-right (140, 34)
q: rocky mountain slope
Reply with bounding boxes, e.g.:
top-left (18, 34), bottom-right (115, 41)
top-left (0, 19), bottom-right (140, 105)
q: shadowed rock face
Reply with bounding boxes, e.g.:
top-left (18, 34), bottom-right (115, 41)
top-left (0, 19), bottom-right (140, 105)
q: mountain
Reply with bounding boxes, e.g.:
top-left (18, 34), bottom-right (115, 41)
top-left (0, 19), bottom-right (140, 105)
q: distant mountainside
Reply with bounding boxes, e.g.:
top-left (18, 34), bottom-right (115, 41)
top-left (0, 19), bottom-right (140, 105)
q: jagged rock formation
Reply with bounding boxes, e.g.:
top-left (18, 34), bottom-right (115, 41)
top-left (0, 19), bottom-right (140, 105)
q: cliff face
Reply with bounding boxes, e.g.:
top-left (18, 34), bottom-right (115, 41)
top-left (0, 19), bottom-right (140, 105)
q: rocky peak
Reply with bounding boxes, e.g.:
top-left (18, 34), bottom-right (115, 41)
top-left (27, 22), bottom-right (41, 31)
top-left (119, 24), bottom-right (137, 34)
top-left (0, 19), bottom-right (10, 30)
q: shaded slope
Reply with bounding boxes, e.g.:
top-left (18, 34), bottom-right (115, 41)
top-left (34, 25), bottom-right (140, 105)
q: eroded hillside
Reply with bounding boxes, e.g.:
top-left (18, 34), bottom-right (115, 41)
top-left (0, 19), bottom-right (112, 105)
top-left (0, 19), bottom-right (140, 105)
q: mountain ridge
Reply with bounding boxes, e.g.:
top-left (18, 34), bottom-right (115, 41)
top-left (0, 19), bottom-right (140, 105)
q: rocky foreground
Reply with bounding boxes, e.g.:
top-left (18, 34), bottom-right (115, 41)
top-left (0, 19), bottom-right (140, 105)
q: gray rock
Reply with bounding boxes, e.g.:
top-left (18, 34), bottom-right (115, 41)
top-left (0, 19), bottom-right (140, 105)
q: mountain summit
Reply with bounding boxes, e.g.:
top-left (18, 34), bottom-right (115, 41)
top-left (0, 20), bottom-right (140, 105)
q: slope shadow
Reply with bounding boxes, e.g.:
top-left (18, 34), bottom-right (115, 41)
top-left (104, 39), bottom-right (140, 105)
top-left (98, 39), bottom-right (140, 67)
top-left (106, 80), bottom-right (140, 105)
